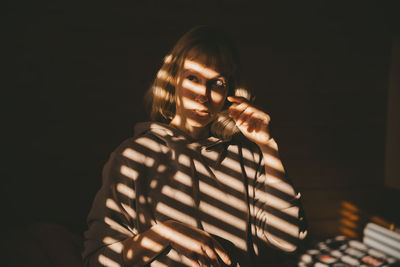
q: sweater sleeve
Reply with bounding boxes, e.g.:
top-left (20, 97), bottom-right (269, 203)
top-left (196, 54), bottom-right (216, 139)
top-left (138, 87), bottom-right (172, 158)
top-left (82, 136), bottom-right (158, 267)
top-left (247, 143), bottom-right (307, 254)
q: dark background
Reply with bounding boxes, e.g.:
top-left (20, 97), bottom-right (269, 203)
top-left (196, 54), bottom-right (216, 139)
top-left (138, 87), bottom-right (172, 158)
top-left (4, 0), bottom-right (400, 242)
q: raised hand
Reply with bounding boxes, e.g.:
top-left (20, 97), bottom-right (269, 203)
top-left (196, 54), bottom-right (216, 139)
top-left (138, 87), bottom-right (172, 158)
top-left (158, 220), bottom-right (231, 267)
top-left (228, 96), bottom-right (272, 146)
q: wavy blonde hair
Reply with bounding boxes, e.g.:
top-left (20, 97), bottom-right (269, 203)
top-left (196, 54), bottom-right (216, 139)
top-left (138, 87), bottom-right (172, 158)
top-left (145, 25), bottom-right (252, 140)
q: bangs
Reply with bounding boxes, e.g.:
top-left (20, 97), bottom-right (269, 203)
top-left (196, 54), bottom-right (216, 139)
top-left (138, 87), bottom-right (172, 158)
top-left (184, 44), bottom-right (238, 78)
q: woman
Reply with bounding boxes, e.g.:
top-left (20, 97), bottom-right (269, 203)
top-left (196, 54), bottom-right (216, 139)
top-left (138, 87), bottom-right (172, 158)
top-left (83, 26), bottom-right (307, 267)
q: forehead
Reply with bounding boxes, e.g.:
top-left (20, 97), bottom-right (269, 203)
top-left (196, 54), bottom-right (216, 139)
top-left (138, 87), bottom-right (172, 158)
top-left (182, 59), bottom-right (222, 79)
top-left (182, 47), bottom-right (232, 76)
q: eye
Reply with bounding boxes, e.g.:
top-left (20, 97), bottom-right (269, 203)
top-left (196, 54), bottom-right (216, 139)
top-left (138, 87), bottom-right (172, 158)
top-left (210, 79), bottom-right (227, 91)
top-left (186, 75), bottom-right (199, 83)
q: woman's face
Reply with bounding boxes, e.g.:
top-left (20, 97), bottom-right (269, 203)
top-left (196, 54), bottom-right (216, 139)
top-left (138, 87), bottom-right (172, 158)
top-left (171, 58), bottom-right (228, 136)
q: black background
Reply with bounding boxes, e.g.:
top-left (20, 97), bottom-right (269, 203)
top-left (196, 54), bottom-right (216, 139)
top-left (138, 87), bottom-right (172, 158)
top-left (4, 0), bottom-right (400, 238)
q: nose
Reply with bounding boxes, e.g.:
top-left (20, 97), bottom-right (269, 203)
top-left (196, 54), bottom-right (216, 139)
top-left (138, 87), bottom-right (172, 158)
top-left (194, 85), bottom-right (208, 103)
top-left (195, 93), bottom-right (208, 104)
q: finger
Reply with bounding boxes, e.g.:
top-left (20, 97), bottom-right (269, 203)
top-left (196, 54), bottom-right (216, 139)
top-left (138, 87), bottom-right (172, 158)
top-left (254, 119), bottom-right (264, 132)
top-left (247, 117), bottom-right (258, 132)
top-left (229, 101), bottom-right (249, 114)
top-left (262, 113), bottom-right (271, 124)
top-left (253, 114), bottom-right (268, 129)
top-left (260, 117), bottom-right (270, 129)
top-left (237, 109), bottom-right (254, 126)
top-left (211, 239), bottom-right (231, 266)
top-left (203, 246), bottom-right (221, 267)
top-left (197, 253), bottom-right (211, 267)
top-left (228, 108), bottom-right (240, 120)
top-left (250, 111), bottom-right (271, 126)
top-left (229, 102), bottom-right (249, 120)
top-left (188, 257), bottom-right (201, 267)
top-left (185, 250), bottom-right (202, 267)
top-left (227, 95), bottom-right (248, 104)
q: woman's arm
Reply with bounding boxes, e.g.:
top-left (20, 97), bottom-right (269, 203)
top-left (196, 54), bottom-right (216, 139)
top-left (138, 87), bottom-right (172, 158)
top-left (228, 96), bottom-right (307, 252)
top-left (121, 222), bottom-right (169, 266)
top-left (256, 138), bottom-right (305, 252)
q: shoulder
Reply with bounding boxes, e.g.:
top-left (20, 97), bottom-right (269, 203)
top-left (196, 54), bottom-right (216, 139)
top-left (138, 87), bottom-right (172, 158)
top-left (111, 132), bottom-right (168, 166)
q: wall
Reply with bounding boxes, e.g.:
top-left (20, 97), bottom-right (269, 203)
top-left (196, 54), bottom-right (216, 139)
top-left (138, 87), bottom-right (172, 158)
top-left (4, 0), bottom-right (399, 240)
top-left (385, 37), bottom-right (400, 190)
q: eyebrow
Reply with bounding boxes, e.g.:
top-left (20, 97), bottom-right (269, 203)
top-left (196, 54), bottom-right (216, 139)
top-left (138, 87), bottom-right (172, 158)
top-left (183, 69), bottom-right (227, 81)
top-left (183, 59), bottom-right (223, 79)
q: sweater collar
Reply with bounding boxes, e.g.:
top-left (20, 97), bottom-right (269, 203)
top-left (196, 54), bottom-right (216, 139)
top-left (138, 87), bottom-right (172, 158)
top-left (134, 121), bottom-right (230, 151)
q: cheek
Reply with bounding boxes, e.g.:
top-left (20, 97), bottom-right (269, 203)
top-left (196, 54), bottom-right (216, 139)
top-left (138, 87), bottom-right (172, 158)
top-left (210, 90), bottom-right (227, 106)
top-left (181, 88), bottom-right (195, 100)
top-left (176, 87), bottom-right (199, 113)
top-left (178, 82), bottom-right (197, 101)
top-left (180, 91), bottom-right (197, 110)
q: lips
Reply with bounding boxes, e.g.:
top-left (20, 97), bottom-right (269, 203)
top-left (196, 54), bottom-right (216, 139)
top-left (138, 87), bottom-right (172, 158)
top-left (192, 109), bottom-right (210, 116)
